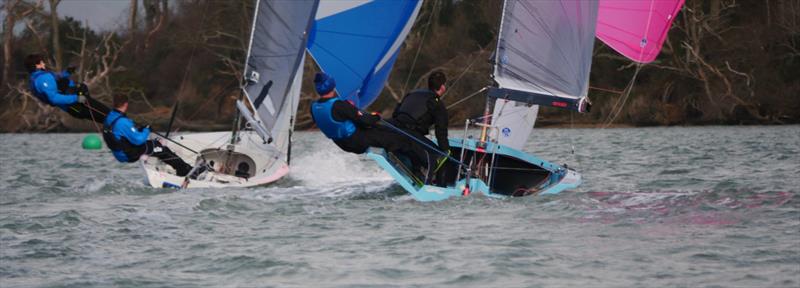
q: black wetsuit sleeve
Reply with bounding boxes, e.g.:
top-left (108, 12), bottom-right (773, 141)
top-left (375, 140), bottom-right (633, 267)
top-left (429, 97), bottom-right (450, 152)
top-left (332, 100), bottom-right (380, 127)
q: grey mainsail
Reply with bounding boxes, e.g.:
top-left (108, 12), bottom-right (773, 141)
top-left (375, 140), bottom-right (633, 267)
top-left (492, 0), bottom-right (599, 101)
top-left (242, 0), bottom-right (319, 141)
top-left (489, 0), bottom-right (599, 149)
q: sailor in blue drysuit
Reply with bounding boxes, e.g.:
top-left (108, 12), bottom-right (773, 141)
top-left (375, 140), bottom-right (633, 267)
top-left (25, 54), bottom-right (110, 123)
top-left (309, 72), bottom-right (430, 181)
top-left (103, 93), bottom-right (194, 177)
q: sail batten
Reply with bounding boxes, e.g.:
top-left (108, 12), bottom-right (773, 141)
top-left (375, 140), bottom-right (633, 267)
top-left (490, 0), bottom-right (599, 150)
top-left (493, 0), bottom-right (599, 99)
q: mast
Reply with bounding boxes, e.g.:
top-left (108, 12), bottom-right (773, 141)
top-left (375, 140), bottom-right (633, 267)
top-left (230, 0), bottom-right (263, 147)
top-left (481, 0), bottom-right (511, 143)
top-left (235, 0), bottom-right (318, 147)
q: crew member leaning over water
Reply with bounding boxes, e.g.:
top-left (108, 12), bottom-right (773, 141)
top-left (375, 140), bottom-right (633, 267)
top-left (309, 72), bottom-right (429, 180)
top-left (25, 54), bottom-right (110, 124)
top-left (102, 93), bottom-right (197, 178)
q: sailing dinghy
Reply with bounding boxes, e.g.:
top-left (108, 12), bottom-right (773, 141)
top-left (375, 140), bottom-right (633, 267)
top-left (142, 0), bottom-right (319, 188)
top-left (143, 0), bottom-right (422, 188)
top-left (367, 0), bottom-right (685, 201)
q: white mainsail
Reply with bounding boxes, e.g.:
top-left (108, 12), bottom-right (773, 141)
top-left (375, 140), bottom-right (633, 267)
top-left (490, 0), bottom-right (599, 150)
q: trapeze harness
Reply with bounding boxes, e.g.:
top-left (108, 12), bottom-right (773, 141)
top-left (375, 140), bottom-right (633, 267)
top-left (310, 99), bottom-right (357, 140)
top-left (102, 115), bottom-right (142, 163)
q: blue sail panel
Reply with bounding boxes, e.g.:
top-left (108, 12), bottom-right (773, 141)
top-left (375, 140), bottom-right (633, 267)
top-left (309, 0), bottom-right (421, 108)
top-left (358, 49), bottom-right (400, 108)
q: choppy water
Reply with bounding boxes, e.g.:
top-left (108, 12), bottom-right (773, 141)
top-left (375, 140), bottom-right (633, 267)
top-left (1, 126), bottom-right (798, 288)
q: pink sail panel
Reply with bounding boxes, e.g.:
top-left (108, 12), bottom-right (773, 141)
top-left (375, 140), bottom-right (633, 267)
top-left (596, 0), bottom-right (686, 63)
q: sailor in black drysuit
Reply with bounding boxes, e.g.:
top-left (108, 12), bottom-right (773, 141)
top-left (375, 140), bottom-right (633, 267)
top-left (389, 71), bottom-right (452, 186)
top-left (103, 93), bottom-right (195, 177)
top-left (25, 54), bottom-right (110, 124)
top-left (310, 73), bottom-right (428, 175)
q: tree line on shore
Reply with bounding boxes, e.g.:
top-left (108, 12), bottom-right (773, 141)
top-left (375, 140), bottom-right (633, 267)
top-left (1, 0), bottom-right (798, 133)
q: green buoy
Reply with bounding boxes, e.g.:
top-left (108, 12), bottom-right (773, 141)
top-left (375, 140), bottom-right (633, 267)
top-left (82, 134), bottom-right (103, 150)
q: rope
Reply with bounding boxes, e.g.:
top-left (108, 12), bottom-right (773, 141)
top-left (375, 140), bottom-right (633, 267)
top-left (83, 98), bottom-right (102, 134)
top-left (185, 78), bottom-right (238, 122)
top-left (589, 86), bottom-right (624, 95)
top-left (445, 87), bottom-right (488, 110)
top-left (599, 0), bottom-right (652, 129)
top-left (602, 64), bottom-right (642, 128)
top-left (83, 102), bottom-right (200, 155)
top-left (488, 166), bottom-right (549, 172)
top-left (375, 118), bottom-right (467, 169)
top-left (567, 110), bottom-right (583, 171)
top-left (440, 50), bottom-right (486, 100)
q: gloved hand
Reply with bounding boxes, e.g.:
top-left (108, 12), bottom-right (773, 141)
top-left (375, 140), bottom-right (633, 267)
top-left (77, 95), bottom-right (87, 104)
top-left (77, 83), bottom-right (90, 96)
top-left (143, 125), bottom-right (151, 131)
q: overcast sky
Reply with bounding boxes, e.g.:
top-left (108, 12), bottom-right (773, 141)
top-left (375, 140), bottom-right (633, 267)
top-left (53, 0), bottom-right (136, 32)
top-left (0, 1), bottom-right (153, 33)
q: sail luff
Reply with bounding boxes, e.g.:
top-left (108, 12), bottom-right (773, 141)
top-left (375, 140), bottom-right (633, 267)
top-left (492, 0), bottom-right (510, 81)
top-left (242, 0), bottom-right (319, 137)
top-left (492, 0), bottom-right (599, 99)
top-left (279, 2), bottom-right (319, 112)
top-left (489, 0), bottom-right (599, 150)
top-left (241, 0), bottom-right (262, 89)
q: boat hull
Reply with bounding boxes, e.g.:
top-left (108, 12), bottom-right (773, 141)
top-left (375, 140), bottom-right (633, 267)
top-left (366, 138), bottom-right (581, 201)
top-left (141, 131), bottom-right (289, 188)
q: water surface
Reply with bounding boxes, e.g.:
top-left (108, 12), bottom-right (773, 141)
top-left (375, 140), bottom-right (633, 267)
top-left (1, 126), bottom-right (798, 287)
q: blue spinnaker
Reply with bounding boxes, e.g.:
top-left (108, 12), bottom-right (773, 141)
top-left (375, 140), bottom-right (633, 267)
top-left (308, 0), bottom-right (422, 108)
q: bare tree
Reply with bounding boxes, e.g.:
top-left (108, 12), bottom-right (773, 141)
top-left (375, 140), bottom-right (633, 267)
top-left (776, 0), bottom-right (799, 59)
top-left (129, 0), bottom-right (138, 33)
top-left (647, 0), bottom-right (770, 122)
top-left (144, 0), bottom-right (167, 49)
top-left (2, 0), bottom-right (41, 87)
top-left (84, 33), bottom-right (127, 99)
top-left (2, 0), bottom-right (20, 87)
top-left (48, 0), bottom-right (62, 72)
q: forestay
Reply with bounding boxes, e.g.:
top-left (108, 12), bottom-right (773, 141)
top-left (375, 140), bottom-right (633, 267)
top-left (308, 0), bottom-right (422, 108)
top-left (490, 0), bottom-right (599, 150)
top-left (242, 0), bottom-right (319, 140)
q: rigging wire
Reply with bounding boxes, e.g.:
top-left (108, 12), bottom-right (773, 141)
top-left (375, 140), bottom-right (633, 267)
top-left (170, 0), bottom-right (212, 132)
top-left (376, 118), bottom-right (467, 169)
top-left (401, 0), bottom-right (439, 94)
top-left (445, 87), bottom-right (488, 110)
top-left (83, 102), bottom-right (198, 155)
top-left (601, 0), bottom-right (653, 129)
top-left (439, 49), bottom-right (487, 100)
top-left (602, 63), bottom-right (643, 128)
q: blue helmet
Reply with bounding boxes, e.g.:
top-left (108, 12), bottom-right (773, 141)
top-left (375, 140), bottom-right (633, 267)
top-left (314, 72), bottom-right (336, 95)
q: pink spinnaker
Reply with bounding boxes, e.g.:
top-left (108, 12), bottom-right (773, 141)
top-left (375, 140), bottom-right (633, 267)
top-left (597, 0), bottom-right (686, 63)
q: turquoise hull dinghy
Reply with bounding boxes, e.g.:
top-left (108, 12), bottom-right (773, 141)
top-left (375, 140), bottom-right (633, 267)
top-left (367, 137), bottom-right (581, 202)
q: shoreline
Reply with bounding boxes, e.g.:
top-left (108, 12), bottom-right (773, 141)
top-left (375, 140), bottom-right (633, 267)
top-left (2, 123), bottom-right (798, 134)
